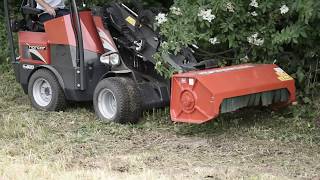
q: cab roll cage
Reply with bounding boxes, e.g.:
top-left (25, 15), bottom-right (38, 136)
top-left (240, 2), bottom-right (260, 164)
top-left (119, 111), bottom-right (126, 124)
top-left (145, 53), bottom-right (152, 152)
top-left (3, 0), bottom-right (86, 90)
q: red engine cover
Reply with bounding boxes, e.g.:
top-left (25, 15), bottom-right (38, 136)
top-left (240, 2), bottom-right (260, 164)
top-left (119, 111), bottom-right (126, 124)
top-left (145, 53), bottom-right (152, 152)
top-left (170, 64), bottom-right (296, 124)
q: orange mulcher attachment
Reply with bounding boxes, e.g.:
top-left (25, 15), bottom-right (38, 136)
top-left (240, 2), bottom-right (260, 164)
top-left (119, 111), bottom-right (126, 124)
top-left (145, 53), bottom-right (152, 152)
top-left (170, 64), bottom-right (296, 124)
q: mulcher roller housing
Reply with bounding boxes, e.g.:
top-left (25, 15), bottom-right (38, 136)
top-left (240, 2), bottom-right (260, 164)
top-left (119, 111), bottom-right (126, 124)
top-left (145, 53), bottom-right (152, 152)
top-left (171, 64), bottom-right (296, 124)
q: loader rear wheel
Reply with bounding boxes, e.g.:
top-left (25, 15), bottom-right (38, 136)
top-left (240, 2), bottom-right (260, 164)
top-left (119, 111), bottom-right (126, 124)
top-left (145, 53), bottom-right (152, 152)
top-left (93, 78), bottom-right (130, 123)
top-left (28, 69), bottom-right (66, 111)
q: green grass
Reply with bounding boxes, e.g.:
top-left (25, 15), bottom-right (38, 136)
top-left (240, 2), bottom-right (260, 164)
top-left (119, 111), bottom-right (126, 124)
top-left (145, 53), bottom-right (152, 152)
top-left (0, 67), bottom-right (319, 179)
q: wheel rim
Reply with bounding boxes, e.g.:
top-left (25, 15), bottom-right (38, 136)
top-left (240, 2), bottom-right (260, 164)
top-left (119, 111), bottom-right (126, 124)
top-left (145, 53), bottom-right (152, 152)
top-left (98, 88), bottom-right (117, 120)
top-left (33, 78), bottom-right (52, 107)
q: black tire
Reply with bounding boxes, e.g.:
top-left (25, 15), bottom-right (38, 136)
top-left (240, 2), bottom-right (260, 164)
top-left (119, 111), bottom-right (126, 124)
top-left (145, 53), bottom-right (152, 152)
top-left (115, 77), bottom-right (142, 124)
top-left (28, 69), bottom-right (66, 111)
top-left (93, 77), bottom-right (131, 123)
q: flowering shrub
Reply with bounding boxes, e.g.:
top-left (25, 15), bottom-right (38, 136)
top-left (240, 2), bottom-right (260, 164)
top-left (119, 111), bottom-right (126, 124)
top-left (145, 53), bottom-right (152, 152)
top-left (155, 0), bottom-right (320, 98)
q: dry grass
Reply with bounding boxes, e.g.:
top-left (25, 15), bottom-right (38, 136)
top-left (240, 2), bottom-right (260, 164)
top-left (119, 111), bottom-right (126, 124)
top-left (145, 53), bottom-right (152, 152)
top-left (0, 69), bottom-right (320, 179)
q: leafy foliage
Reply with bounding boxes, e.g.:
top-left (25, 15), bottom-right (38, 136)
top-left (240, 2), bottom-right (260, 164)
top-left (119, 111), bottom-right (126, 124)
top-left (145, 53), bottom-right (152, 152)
top-left (155, 0), bottom-right (320, 99)
top-left (0, 17), bottom-right (11, 72)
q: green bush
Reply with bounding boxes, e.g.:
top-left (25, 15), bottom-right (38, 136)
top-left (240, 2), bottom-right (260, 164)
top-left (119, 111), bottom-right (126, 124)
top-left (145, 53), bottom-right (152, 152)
top-left (0, 18), bottom-right (11, 72)
top-left (155, 0), bottom-right (320, 98)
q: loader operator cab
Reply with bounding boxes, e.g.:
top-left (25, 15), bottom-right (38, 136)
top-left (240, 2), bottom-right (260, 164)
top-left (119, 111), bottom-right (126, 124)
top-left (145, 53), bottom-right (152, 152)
top-left (5, 0), bottom-right (88, 95)
top-left (15, 0), bottom-right (72, 32)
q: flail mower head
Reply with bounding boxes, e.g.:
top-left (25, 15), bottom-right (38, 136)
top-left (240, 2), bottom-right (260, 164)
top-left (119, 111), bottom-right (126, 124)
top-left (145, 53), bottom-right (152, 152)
top-left (170, 64), bottom-right (296, 123)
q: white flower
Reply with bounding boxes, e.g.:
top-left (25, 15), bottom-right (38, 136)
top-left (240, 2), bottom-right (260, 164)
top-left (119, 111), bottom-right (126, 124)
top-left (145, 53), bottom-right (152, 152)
top-left (247, 34), bottom-right (256, 44)
top-left (249, 0), bottom-right (259, 8)
top-left (247, 33), bottom-right (264, 46)
top-left (280, 5), bottom-right (289, 15)
top-left (209, 37), bottom-right (220, 45)
top-left (170, 7), bottom-right (182, 16)
top-left (247, 33), bottom-right (258, 44)
top-left (155, 13), bottom-right (168, 25)
top-left (226, 2), bottom-right (235, 13)
top-left (251, 11), bottom-right (258, 16)
top-left (160, 41), bottom-right (169, 49)
top-left (156, 61), bottom-right (162, 67)
top-left (240, 55), bottom-right (249, 63)
top-left (254, 38), bottom-right (264, 46)
top-left (198, 9), bottom-right (216, 23)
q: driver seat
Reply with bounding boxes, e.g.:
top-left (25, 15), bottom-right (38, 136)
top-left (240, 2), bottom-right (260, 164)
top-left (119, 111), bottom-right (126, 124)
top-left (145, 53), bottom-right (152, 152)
top-left (21, 0), bottom-right (45, 32)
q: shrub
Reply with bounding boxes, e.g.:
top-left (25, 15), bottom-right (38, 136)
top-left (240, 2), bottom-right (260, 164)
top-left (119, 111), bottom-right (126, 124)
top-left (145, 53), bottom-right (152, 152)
top-left (0, 17), bottom-right (11, 72)
top-left (155, 0), bottom-right (320, 99)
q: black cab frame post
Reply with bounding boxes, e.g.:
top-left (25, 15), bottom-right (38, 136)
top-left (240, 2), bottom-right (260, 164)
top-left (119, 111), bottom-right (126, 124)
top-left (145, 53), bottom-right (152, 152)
top-left (4, 0), bottom-right (21, 82)
top-left (70, 0), bottom-right (86, 91)
top-left (4, 0), bottom-right (17, 64)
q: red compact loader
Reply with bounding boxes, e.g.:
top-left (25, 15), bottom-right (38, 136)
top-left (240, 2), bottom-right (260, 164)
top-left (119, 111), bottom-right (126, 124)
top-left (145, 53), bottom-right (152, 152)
top-left (4, 0), bottom-right (296, 124)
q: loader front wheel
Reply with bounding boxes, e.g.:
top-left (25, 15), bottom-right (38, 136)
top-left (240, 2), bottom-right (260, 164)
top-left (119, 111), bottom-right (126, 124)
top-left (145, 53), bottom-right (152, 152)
top-left (116, 77), bottom-right (142, 124)
top-left (28, 69), bottom-right (66, 111)
top-left (93, 78), bottom-right (130, 123)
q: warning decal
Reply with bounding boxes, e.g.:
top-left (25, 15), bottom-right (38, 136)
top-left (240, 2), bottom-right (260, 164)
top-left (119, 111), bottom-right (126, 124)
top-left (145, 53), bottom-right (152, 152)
top-left (274, 68), bottom-right (293, 81)
top-left (126, 16), bottom-right (136, 26)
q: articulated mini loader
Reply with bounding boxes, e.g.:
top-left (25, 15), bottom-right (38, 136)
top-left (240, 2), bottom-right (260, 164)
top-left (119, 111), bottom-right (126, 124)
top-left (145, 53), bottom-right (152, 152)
top-left (4, 0), bottom-right (296, 124)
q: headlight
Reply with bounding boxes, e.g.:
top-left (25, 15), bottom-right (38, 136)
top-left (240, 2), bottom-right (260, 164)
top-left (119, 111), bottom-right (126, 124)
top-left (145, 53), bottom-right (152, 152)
top-left (100, 53), bottom-right (121, 66)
